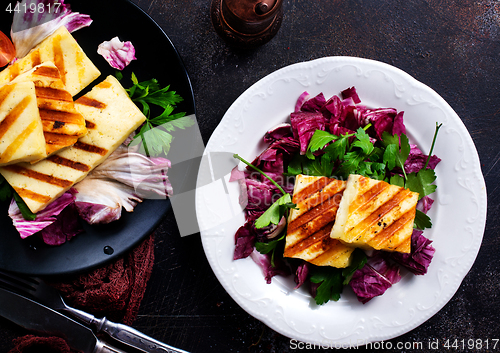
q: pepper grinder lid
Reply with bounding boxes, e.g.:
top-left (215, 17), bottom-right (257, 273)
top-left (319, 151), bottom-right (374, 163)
top-left (211, 0), bottom-right (283, 48)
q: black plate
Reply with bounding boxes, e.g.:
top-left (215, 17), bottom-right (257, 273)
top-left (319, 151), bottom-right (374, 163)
top-left (0, 0), bottom-right (195, 276)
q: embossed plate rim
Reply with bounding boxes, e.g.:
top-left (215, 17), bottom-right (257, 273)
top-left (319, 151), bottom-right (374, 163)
top-left (196, 56), bottom-right (487, 345)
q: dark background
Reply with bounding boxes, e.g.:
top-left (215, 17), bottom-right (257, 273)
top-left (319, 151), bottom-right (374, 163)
top-left (1, 0), bottom-right (499, 352)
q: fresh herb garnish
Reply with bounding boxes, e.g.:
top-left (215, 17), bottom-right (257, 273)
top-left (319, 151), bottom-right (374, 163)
top-left (117, 72), bottom-right (193, 156)
top-left (310, 267), bottom-right (344, 305)
top-left (309, 248), bottom-right (367, 305)
top-left (233, 154), bottom-right (296, 229)
top-left (414, 209), bottom-right (432, 230)
top-left (0, 176), bottom-right (12, 202)
top-left (0, 175), bottom-right (35, 220)
top-left (13, 192), bottom-right (35, 221)
top-left (255, 234), bottom-right (286, 267)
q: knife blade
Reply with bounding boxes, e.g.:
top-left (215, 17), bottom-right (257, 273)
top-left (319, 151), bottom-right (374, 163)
top-left (0, 286), bottom-right (128, 353)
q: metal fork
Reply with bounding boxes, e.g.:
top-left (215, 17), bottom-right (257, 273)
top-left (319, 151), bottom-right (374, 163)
top-left (0, 270), bottom-right (189, 353)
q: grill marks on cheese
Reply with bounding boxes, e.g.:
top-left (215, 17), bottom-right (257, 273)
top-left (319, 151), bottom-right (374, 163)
top-left (284, 175), bottom-right (355, 268)
top-left (0, 26), bottom-right (100, 97)
top-left (11, 62), bottom-right (88, 157)
top-left (0, 82), bottom-right (47, 165)
top-left (330, 175), bottom-right (419, 253)
top-left (0, 75), bottom-right (147, 213)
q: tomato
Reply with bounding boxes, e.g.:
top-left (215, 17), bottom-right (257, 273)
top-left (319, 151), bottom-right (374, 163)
top-left (0, 30), bottom-right (16, 67)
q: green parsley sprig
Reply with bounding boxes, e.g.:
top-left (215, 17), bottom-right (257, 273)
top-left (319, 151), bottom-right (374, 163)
top-left (116, 72), bottom-right (194, 157)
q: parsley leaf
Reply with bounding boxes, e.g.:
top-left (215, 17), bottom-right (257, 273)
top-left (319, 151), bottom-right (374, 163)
top-left (406, 168), bottom-right (437, 199)
top-left (310, 267), bottom-right (344, 305)
top-left (0, 176), bottom-right (35, 220)
top-left (255, 234), bottom-right (285, 254)
top-left (323, 133), bottom-right (350, 163)
top-left (305, 130), bottom-right (336, 159)
top-left (414, 209), bottom-right (432, 230)
top-left (254, 193), bottom-right (293, 229)
top-left (13, 192), bottom-right (36, 221)
top-left (0, 176), bottom-right (13, 202)
top-left (381, 132), bottom-right (410, 177)
top-left (117, 72), bottom-right (190, 157)
top-left (255, 234), bottom-right (286, 267)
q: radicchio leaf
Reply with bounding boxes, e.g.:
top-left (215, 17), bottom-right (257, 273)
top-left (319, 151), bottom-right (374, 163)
top-left (8, 189), bottom-right (78, 242)
top-left (388, 230), bottom-right (435, 275)
top-left (250, 249), bottom-right (290, 284)
top-left (73, 144), bottom-right (172, 224)
top-left (290, 111), bottom-right (326, 155)
top-left (349, 253), bottom-right (401, 304)
top-left (11, 0), bottom-right (92, 58)
top-left (39, 202), bottom-right (83, 246)
top-left (233, 221), bottom-right (256, 260)
top-left (405, 144), bottom-right (441, 173)
top-left (97, 36), bottom-right (136, 70)
top-left (294, 261), bottom-right (310, 289)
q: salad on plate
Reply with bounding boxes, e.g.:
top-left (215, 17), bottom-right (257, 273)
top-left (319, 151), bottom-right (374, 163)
top-left (231, 87), bottom-right (440, 305)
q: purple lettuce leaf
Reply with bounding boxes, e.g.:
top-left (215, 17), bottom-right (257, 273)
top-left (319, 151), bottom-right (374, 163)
top-left (392, 111), bottom-right (406, 136)
top-left (290, 111), bottom-right (326, 154)
top-left (294, 91), bottom-right (310, 112)
top-left (349, 253), bottom-right (401, 304)
top-left (294, 261), bottom-right (310, 289)
top-left (321, 94), bottom-right (343, 123)
top-left (11, 0), bottom-right (92, 58)
top-left (364, 108), bottom-right (398, 140)
top-left (233, 221), bottom-right (256, 260)
top-left (405, 144), bottom-right (441, 173)
top-left (417, 195), bottom-right (434, 214)
top-left (387, 230), bottom-right (435, 275)
top-left (300, 92), bottom-right (327, 113)
top-left (39, 202), bottom-right (83, 246)
top-left (250, 249), bottom-right (290, 284)
top-left (97, 37), bottom-right (136, 70)
top-left (244, 178), bottom-right (278, 212)
top-left (74, 201), bottom-right (122, 225)
top-left (251, 137), bottom-right (300, 167)
top-left (8, 189), bottom-right (77, 241)
top-left (263, 123), bottom-right (293, 143)
top-left (341, 86), bottom-right (361, 104)
top-left (230, 166), bottom-right (249, 209)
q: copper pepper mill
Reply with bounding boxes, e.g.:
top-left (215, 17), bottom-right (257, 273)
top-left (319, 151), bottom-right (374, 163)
top-left (211, 0), bottom-right (283, 48)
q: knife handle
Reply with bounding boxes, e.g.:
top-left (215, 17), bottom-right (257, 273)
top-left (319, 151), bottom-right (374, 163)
top-left (96, 317), bottom-right (189, 353)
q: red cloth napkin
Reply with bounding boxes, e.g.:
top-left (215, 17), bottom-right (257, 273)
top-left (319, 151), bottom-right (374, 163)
top-left (8, 233), bottom-right (155, 353)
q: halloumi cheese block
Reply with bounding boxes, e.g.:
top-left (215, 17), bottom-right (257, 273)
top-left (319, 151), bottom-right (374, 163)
top-left (330, 174), bottom-right (419, 253)
top-left (0, 75), bottom-right (146, 213)
top-left (0, 82), bottom-right (47, 166)
top-left (11, 62), bottom-right (87, 157)
top-left (0, 26), bottom-right (100, 96)
top-left (284, 175), bottom-right (355, 268)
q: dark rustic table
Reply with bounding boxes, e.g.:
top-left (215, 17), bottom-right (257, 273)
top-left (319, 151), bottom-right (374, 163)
top-left (1, 1), bottom-right (499, 352)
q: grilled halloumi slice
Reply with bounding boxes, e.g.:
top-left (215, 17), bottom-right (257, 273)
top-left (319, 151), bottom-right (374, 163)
top-left (284, 175), bottom-right (355, 268)
top-left (11, 62), bottom-right (87, 158)
top-left (0, 75), bottom-right (146, 213)
top-left (330, 174), bottom-right (419, 253)
top-left (0, 82), bottom-right (46, 166)
top-left (0, 26), bottom-right (100, 96)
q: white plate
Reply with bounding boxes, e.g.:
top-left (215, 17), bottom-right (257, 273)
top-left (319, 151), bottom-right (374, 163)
top-left (195, 56), bottom-right (487, 346)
